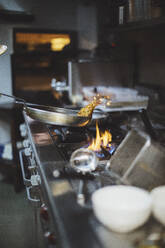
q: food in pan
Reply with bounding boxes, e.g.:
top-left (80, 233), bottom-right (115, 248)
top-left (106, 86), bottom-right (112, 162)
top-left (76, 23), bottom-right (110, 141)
top-left (77, 98), bottom-right (101, 117)
top-left (78, 94), bottom-right (111, 117)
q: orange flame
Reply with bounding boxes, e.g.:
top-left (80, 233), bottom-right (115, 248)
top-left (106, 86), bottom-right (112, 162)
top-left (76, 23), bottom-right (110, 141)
top-left (88, 121), bottom-right (112, 151)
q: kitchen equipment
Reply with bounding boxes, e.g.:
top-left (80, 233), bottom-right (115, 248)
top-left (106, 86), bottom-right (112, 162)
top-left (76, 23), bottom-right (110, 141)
top-left (18, 107), bottom-right (165, 248)
top-left (70, 148), bottom-right (98, 174)
top-left (53, 60), bottom-right (148, 112)
top-left (0, 92), bottom-right (105, 127)
top-left (108, 129), bottom-right (165, 189)
top-left (67, 60), bottom-right (134, 106)
top-left (151, 186), bottom-right (165, 226)
top-left (92, 185), bottom-right (152, 233)
top-left (82, 86), bottom-right (149, 112)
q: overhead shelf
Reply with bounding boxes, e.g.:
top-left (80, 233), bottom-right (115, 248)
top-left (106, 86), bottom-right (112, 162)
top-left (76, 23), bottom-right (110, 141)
top-left (107, 16), bottom-right (165, 32)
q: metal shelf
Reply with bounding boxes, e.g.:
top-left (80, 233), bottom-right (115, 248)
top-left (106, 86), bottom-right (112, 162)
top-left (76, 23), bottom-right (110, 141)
top-left (107, 16), bottom-right (165, 32)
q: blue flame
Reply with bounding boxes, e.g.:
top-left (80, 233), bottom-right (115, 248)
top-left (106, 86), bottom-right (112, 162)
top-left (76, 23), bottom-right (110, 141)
top-left (108, 143), bottom-right (116, 155)
top-left (83, 142), bottom-right (116, 159)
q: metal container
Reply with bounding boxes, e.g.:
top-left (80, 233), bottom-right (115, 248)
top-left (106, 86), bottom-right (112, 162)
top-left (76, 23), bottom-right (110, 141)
top-left (108, 129), bottom-right (165, 190)
top-left (67, 59), bottom-right (134, 105)
top-left (127, 0), bottom-right (152, 22)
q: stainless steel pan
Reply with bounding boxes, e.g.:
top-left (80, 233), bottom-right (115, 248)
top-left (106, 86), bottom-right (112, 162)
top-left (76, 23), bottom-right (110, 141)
top-left (0, 92), bottom-right (107, 127)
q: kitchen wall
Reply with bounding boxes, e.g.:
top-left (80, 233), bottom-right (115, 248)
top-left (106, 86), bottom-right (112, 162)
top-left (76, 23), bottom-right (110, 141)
top-left (117, 26), bottom-right (165, 89)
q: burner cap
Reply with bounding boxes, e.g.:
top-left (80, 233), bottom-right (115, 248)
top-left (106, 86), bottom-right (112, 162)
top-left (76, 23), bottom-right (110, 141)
top-left (70, 148), bottom-right (98, 174)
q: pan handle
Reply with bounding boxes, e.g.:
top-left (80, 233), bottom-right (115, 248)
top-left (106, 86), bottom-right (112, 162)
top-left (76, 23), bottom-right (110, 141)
top-left (0, 92), bottom-right (26, 106)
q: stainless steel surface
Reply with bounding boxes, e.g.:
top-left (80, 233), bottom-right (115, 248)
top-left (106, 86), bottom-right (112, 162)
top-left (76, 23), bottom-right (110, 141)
top-left (77, 180), bottom-right (85, 206)
top-left (66, 60), bottom-right (148, 111)
top-left (21, 111), bottom-right (165, 248)
top-left (21, 112), bottom-right (102, 248)
top-left (82, 86), bottom-right (149, 112)
top-left (82, 98), bottom-right (148, 112)
top-left (108, 129), bottom-right (165, 190)
top-left (67, 60), bottom-right (134, 105)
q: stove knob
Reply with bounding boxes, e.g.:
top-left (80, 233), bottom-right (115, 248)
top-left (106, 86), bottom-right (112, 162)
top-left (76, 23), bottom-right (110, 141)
top-left (24, 147), bottom-right (32, 157)
top-left (29, 156), bottom-right (36, 169)
top-left (31, 175), bottom-right (41, 186)
top-left (44, 231), bottom-right (56, 245)
top-left (23, 139), bottom-right (30, 148)
top-left (40, 205), bottom-right (49, 221)
top-left (21, 129), bottom-right (27, 138)
top-left (19, 123), bottom-right (25, 131)
top-left (19, 123), bottom-right (27, 137)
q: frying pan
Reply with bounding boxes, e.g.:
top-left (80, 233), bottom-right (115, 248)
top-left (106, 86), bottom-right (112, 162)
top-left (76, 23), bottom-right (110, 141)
top-left (0, 92), bottom-right (107, 127)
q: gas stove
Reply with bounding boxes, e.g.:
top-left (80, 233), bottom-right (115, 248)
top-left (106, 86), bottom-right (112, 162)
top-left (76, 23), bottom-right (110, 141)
top-left (19, 109), bottom-right (165, 248)
top-left (47, 121), bottom-right (125, 158)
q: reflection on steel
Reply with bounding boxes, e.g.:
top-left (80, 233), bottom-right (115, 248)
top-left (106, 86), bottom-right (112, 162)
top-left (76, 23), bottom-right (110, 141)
top-left (70, 148), bottom-right (98, 174)
top-left (51, 181), bottom-right (72, 197)
top-left (33, 132), bottom-right (52, 145)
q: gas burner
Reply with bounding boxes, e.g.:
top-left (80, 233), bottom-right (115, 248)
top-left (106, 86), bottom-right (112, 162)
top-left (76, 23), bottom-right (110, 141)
top-left (92, 143), bottom-right (116, 159)
top-left (47, 124), bottom-right (126, 161)
top-left (48, 125), bottom-right (89, 143)
top-left (70, 148), bottom-right (98, 174)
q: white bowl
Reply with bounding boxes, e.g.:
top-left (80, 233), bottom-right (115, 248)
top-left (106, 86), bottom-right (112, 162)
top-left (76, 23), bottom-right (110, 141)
top-left (151, 186), bottom-right (165, 225)
top-left (92, 185), bottom-right (152, 233)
